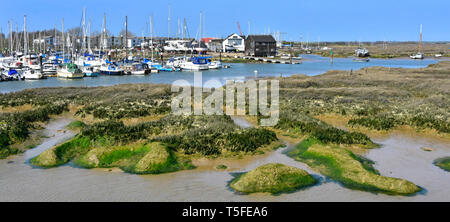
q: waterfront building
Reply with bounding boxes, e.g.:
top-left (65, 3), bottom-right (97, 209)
top-left (245, 35), bottom-right (277, 57)
top-left (222, 33), bottom-right (245, 52)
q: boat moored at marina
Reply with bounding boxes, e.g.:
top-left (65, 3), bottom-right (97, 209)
top-left (99, 63), bottom-right (124, 75)
top-left (180, 56), bottom-right (210, 71)
top-left (22, 68), bottom-right (44, 80)
top-left (208, 60), bottom-right (222, 69)
top-left (1, 68), bottom-right (22, 81)
top-left (82, 66), bottom-right (100, 77)
top-left (124, 63), bottom-right (151, 75)
top-left (57, 63), bottom-right (84, 79)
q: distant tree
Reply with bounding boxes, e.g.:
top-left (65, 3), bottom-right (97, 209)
top-left (119, 29), bottom-right (135, 38)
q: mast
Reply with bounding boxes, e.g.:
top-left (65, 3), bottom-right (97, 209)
top-left (88, 20), bottom-right (91, 53)
top-left (38, 31), bottom-right (41, 53)
top-left (177, 18), bottom-right (180, 39)
top-left (62, 18), bottom-right (64, 63)
top-left (150, 14), bottom-right (154, 61)
top-left (419, 24), bottom-right (423, 53)
top-left (9, 21), bottom-right (12, 55)
top-left (168, 4), bottom-right (171, 40)
top-left (15, 24), bottom-right (19, 53)
top-left (182, 18), bottom-right (185, 40)
top-left (43, 30), bottom-right (46, 54)
top-left (142, 28), bottom-right (145, 58)
top-left (82, 7), bottom-right (86, 53)
top-left (101, 13), bottom-right (106, 54)
top-left (23, 15), bottom-right (27, 56)
top-left (125, 15), bottom-right (128, 60)
top-left (199, 11), bottom-right (202, 41)
top-left (54, 24), bottom-right (57, 51)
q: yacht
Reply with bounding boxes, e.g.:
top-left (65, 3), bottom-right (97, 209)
top-left (23, 68), bottom-right (44, 80)
top-left (180, 57), bottom-right (210, 71)
top-left (42, 62), bottom-right (58, 76)
top-left (411, 24), bottom-right (425, 60)
top-left (1, 68), bottom-right (22, 81)
top-left (99, 63), bottom-right (124, 75)
top-left (131, 63), bottom-right (150, 75)
top-left (208, 60), bottom-right (222, 69)
top-left (57, 63), bottom-right (84, 79)
top-left (166, 57), bottom-right (186, 69)
top-left (82, 66), bottom-right (99, 77)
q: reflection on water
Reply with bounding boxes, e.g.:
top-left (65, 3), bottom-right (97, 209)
top-left (0, 55), bottom-right (438, 93)
top-left (0, 117), bottom-right (449, 202)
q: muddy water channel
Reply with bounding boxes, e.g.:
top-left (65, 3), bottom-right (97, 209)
top-left (0, 117), bottom-right (449, 201)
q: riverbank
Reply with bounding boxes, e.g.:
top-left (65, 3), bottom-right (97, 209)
top-left (279, 42), bottom-right (450, 59)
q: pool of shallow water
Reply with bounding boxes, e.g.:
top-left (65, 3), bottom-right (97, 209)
top-left (0, 117), bottom-right (449, 202)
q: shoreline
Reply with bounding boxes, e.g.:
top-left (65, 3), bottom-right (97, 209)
top-left (0, 55), bottom-right (440, 94)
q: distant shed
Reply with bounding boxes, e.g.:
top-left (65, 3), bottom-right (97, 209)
top-left (245, 35), bottom-right (277, 57)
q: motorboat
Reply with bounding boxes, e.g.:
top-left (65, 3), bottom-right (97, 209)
top-left (99, 63), bottom-right (124, 75)
top-left (208, 60), bottom-right (222, 69)
top-left (57, 63), bottom-right (84, 79)
top-left (410, 52), bottom-right (424, 59)
top-left (82, 66), bottom-right (99, 77)
top-left (166, 57), bottom-right (186, 69)
top-left (152, 64), bottom-right (179, 72)
top-left (1, 69), bottom-right (22, 81)
top-left (124, 63), bottom-right (150, 75)
top-left (23, 68), bottom-right (44, 80)
top-left (42, 63), bottom-right (58, 76)
top-left (180, 57), bottom-right (210, 71)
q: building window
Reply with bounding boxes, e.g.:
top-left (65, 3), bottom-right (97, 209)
top-left (229, 39), bottom-right (242, 46)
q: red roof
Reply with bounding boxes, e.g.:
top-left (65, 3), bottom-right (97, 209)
top-left (201, 37), bottom-right (217, 43)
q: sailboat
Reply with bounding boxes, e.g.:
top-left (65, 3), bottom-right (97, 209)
top-left (178, 12), bottom-right (210, 71)
top-left (411, 24), bottom-right (424, 59)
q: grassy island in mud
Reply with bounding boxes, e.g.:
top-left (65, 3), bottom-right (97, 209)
top-left (434, 157), bottom-right (450, 172)
top-left (230, 163), bottom-right (317, 194)
top-left (288, 138), bottom-right (421, 195)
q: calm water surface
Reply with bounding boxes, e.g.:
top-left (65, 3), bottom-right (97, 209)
top-left (0, 55), bottom-right (439, 93)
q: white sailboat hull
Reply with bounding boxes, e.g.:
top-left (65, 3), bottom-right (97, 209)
top-left (23, 71), bottom-right (43, 80)
top-left (181, 63), bottom-right (209, 71)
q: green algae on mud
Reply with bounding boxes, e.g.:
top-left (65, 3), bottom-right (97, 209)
top-left (30, 135), bottom-right (91, 168)
top-left (76, 142), bottom-right (194, 174)
top-left (230, 163), bottom-right (317, 194)
top-left (434, 157), bottom-right (450, 172)
top-left (288, 138), bottom-right (422, 195)
top-left (67, 120), bottom-right (85, 130)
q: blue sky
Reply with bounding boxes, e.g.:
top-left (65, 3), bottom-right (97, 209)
top-left (0, 0), bottom-right (449, 41)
